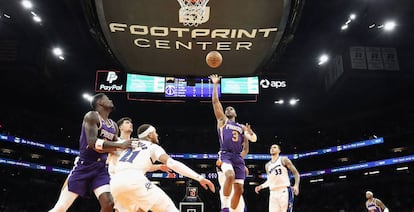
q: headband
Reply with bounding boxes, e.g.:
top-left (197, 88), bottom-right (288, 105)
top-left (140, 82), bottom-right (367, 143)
top-left (138, 126), bottom-right (155, 139)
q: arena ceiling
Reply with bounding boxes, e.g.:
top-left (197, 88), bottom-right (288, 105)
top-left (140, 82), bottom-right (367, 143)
top-left (1, 0), bottom-right (414, 130)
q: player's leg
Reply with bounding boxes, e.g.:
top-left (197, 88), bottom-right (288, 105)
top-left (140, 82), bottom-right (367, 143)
top-left (94, 187), bottom-right (114, 212)
top-left (231, 156), bottom-right (246, 210)
top-left (93, 164), bottom-right (114, 212)
top-left (277, 187), bottom-right (289, 212)
top-left (48, 181), bottom-right (79, 212)
top-left (221, 162), bottom-right (235, 211)
top-left (232, 195), bottom-right (246, 212)
top-left (268, 190), bottom-right (278, 212)
top-left (149, 187), bottom-right (179, 212)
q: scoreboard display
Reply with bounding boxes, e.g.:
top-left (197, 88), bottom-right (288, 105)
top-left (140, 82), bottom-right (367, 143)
top-left (164, 77), bottom-right (220, 98)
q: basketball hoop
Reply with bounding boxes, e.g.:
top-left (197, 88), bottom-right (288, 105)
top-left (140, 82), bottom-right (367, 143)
top-left (177, 0), bottom-right (210, 27)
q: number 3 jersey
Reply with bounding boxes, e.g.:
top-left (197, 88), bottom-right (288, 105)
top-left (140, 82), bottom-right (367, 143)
top-left (218, 119), bottom-right (244, 153)
top-left (113, 140), bottom-right (166, 176)
top-left (266, 156), bottom-right (291, 190)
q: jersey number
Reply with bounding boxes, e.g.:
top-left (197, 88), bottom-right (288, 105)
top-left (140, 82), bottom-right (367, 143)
top-left (119, 148), bottom-right (141, 163)
top-left (232, 131), bottom-right (239, 142)
top-left (273, 168), bottom-right (282, 175)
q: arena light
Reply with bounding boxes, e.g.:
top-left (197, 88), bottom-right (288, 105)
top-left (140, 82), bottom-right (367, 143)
top-left (21, 0), bottom-right (33, 9)
top-left (310, 178), bottom-right (324, 183)
top-left (52, 47), bottom-right (63, 56)
top-left (349, 13), bottom-right (356, 20)
top-left (384, 21), bottom-right (396, 31)
top-left (396, 166), bottom-right (408, 171)
top-left (341, 24), bottom-right (348, 31)
top-left (274, 99), bottom-right (284, 104)
top-left (289, 98), bottom-right (299, 106)
top-left (82, 93), bottom-right (93, 102)
top-left (368, 170), bottom-right (380, 175)
top-left (32, 15), bottom-right (41, 23)
top-left (338, 175), bottom-right (347, 179)
top-left (318, 54), bottom-right (329, 65)
top-left (249, 182), bottom-right (259, 185)
top-left (3, 14), bottom-right (11, 19)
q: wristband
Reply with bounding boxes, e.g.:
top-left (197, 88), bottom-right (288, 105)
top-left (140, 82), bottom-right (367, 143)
top-left (95, 139), bottom-right (105, 150)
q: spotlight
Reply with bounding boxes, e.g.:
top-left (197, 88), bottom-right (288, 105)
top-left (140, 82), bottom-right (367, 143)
top-left (32, 15), bottom-right (41, 23)
top-left (21, 0), bottom-right (33, 9)
top-left (52, 47), bottom-right (63, 56)
top-left (384, 21), bottom-right (396, 31)
top-left (82, 93), bottom-right (93, 102)
top-left (318, 54), bottom-right (329, 65)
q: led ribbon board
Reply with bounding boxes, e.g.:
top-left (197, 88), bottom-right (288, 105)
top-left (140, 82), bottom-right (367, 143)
top-left (92, 0), bottom-right (292, 76)
top-left (0, 134), bottom-right (383, 160)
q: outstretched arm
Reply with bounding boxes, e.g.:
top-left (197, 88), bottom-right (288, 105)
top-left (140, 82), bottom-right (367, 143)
top-left (209, 74), bottom-right (226, 125)
top-left (147, 164), bottom-right (171, 173)
top-left (283, 157), bottom-right (300, 196)
top-left (156, 151), bottom-right (215, 193)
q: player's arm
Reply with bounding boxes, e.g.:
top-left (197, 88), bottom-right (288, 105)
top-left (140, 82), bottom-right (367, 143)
top-left (209, 74), bottom-right (226, 125)
top-left (283, 157), bottom-right (300, 196)
top-left (255, 163), bottom-right (270, 194)
top-left (240, 137), bottom-right (249, 158)
top-left (84, 112), bottom-right (131, 152)
top-left (376, 199), bottom-right (389, 212)
top-left (242, 123), bottom-right (257, 142)
top-left (152, 145), bottom-right (215, 192)
top-left (147, 164), bottom-right (171, 173)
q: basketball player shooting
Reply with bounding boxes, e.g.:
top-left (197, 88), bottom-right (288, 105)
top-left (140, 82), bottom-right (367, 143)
top-left (209, 74), bottom-right (257, 212)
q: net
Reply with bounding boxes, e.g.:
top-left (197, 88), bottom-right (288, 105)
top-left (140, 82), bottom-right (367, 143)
top-left (177, 0), bottom-right (210, 27)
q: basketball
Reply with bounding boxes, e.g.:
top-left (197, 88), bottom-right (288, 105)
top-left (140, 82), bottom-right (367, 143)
top-left (206, 51), bottom-right (223, 68)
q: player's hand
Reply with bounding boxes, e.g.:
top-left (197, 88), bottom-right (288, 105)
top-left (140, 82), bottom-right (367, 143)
top-left (209, 74), bottom-right (221, 84)
top-left (245, 123), bottom-right (254, 135)
top-left (199, 178), bottom-right (216, 193)
top-left (255, 185), bottom-right (262, 194)
top-left (158, 164), bottom-right (172, 173)
top-left (292, 185), bottom-right (299, 195)
top-left (118, 140), bottom-right (132, 149)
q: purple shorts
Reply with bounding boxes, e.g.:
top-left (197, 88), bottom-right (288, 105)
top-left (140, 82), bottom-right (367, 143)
top-left (67, 158), bottom-right (110, 197)
top-left (219, 151), bottom-right (246, 180)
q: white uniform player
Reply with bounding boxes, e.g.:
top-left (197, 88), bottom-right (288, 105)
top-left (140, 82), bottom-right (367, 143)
top-left (255, 144), bottom-right (300, 212)
top-left (110, 124), bottom-right (215, 212)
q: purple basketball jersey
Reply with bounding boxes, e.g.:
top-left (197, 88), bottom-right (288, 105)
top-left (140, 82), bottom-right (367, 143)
top-left (67, 113), bottom-right (117, 196)
top-left (218, 120), bottom-right (244, 153)
top-left (79, 113), bottom-right (116, 161)
top-left (217, 120), bottom-right (246, 180)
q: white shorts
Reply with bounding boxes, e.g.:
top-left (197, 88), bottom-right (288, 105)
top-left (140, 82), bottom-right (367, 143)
top-left (269, 187), bottom-right (294, 212)
top-left (110, 173), bottom-right (178, 212)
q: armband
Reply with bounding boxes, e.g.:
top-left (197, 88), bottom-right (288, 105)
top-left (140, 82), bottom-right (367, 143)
top-left (95, 139), bottom-right (105, 150)
top-left (244, 131), bottom-right (257, 142)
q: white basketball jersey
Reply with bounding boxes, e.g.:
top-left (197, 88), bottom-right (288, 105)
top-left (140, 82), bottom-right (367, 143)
top-left (107, 138), bottom-right (125, 176)
top-left (114, 140), bottom-right (166, 175)
top-left (266, 156), bottom-right (290, 190)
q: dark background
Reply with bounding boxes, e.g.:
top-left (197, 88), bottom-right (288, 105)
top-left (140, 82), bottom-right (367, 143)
top-left (1, 0), bottom-right (414, 211)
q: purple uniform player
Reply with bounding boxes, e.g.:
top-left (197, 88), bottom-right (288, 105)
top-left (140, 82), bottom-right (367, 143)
top-left (209, 74), bottom-right (257, 212)
top-left (49, 93), bottom-right (131, 212)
